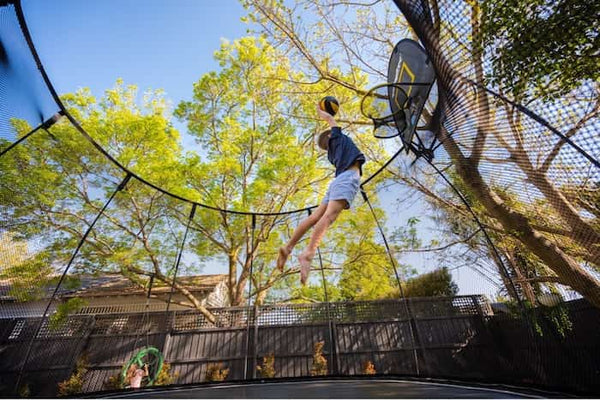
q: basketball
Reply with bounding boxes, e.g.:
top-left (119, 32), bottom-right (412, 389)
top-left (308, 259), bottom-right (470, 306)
top-left (319, 96), bottom-right (339, 116)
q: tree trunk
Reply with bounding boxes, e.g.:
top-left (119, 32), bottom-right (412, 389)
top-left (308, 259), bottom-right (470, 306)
top-left (228, 250), bottom-right (239, 306)
top-left (522, 166), bottom-right (600, 266)
top-left (447, 134), bottom-right (600, 307)
top-left (505, 249), bottom-right (536, 303)
top-left (255, 289), bottom-right (267, 306)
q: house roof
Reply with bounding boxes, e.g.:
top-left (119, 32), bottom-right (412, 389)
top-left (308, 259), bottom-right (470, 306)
top-left (69, 274), bottom-right (228, 298)
top-left (0, 274), bottom-right (228, 300)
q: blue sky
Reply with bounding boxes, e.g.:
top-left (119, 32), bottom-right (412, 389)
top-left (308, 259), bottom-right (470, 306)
top-left (23, 0), bottom-right (248, 107)
top-left (18, 0), bottom-right (500, 299)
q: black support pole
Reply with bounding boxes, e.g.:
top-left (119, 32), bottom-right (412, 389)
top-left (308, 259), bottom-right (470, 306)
top-left (310, 208), bottom-right (339, 375)
top-left (425, 160), bottom-right (525, 312)
top-left (0, 111), bottom-right (63, 158)
top-left (166, 204), bottom-right (197, 314)
top-left (361, 189), bottom-right (422, 376)
top-left (14, 172), bottom-right (131, 394)
top-left (243, 214), bottom-right (257, 380)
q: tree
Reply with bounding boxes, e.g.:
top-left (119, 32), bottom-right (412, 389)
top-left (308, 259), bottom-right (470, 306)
top-left (1, 81), bottom-right (216, 321)
top-left (386, 267), bottom-right (458, 298)
top-left (175, 36), bottom-right (391, 307)
top-left (174, 36), bottom-right (324, 307)
top-left (0, 232), bottom-right (53, 301)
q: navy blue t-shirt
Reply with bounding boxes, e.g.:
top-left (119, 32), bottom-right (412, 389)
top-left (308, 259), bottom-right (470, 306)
top-left (327, 126), bottom-right (366, 176)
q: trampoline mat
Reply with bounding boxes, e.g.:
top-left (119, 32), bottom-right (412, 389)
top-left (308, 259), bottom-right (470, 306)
top-left (103, 378), bottom-right (544, 399)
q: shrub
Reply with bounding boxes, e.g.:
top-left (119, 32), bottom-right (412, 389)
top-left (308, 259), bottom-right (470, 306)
top-left (206, 364), bottom-right (229, 382)
top-left (154, 362), bottom-right (178, 386)
top-left (256, 354), bottom-right (276, 378)
top-left (103, 374), bottom-right (122, 391)
top-left (57, 356), bottom-right (88, 396)
top-left (363, 361), bottom-right (376, 375)
top-left (310, 341), bottom-right (327, 376)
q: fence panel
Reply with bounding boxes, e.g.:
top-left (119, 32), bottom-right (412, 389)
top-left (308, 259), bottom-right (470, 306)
top-left (255, 324), bottom-right (331, 378)
top-left (166, 328), bottom-right (247, 383)
top-left (1, 298), bottom-right (598, 396)
top-left (336, 321), bottom-right (416, 375)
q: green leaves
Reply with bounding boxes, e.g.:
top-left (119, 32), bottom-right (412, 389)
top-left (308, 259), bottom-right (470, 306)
top-left (481, 0), bottom-right (600, 100)
top-left (49, 298), bottom-right (88, 330)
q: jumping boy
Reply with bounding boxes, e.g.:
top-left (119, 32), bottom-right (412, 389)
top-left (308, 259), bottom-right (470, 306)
top-left (277, 104), bottom-right (366, 284)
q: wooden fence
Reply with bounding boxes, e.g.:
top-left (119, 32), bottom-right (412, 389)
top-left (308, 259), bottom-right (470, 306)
top-left (0, 296), bottom-right (598, 397)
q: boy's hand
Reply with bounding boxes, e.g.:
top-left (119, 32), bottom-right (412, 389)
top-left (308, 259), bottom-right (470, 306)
top-left (317, 103), bottom-right (338, 128)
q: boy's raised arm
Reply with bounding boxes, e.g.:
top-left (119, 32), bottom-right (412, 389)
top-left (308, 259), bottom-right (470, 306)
top-left (317, 103), bottom-right (339, 129)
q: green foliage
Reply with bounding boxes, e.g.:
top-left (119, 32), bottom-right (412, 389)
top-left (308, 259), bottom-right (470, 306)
top-left (385, 268), bottom-right (459, 299)
top-left (505, 299), bottom-right (573, 338)
top-left (1, 17), bottom-right (389, 311)
top-left (0, 232), bottom-right (29, 268)
top-left (334, 206), bottom-right (407, 301)
top-left (175, 36), bottom-right (359, 305)
top-left (103, 374), bottom-right (122, 391)
top-left (541, 303), bottom-right (573, 338)
top-left (286, 282), bottom-right (342, 304)
top-left (17, 383), bottom-right (31, 398)
top-left (244, 0), bottom-right (600, 308)
top-left (338, 239), bottom-right (397, 300)
top-left (49, 298), bottom-right (87, 331)
top-left (175, 37), bottom-right (322, 211)
top-left (256, 354), bottom-right (276, 378)
top-left (310, 341), bottom-right (328, 376)
top-left (153, 362), bottom-right (178, 386)
top-left (206, 364), bottom-right (229, 382)
top-left (0, 80), bottom-right (201, 310)
top-left (404, 267), bottom-right (459, 298)
top-left (0, 250), bottom-right (53, 302)
top-left (481, 0), bottom-right (599, 100)
top-left (391, 217), bottom-right (422, 251)
top-left (57, 356), bottom-right (88, 397)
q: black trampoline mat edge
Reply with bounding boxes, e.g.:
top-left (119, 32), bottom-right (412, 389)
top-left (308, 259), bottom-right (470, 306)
top-left (83, 376), bottom-right (575, 399)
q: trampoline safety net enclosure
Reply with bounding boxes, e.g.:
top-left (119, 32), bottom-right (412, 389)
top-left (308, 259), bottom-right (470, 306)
top-left (1, 0), bottom-right (599, 397)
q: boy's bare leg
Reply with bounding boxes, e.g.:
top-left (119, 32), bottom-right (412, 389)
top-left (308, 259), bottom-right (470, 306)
top-left (299, 199), bottom-right (346, 284)
top-left (277, 202), bottom-right (328, 271)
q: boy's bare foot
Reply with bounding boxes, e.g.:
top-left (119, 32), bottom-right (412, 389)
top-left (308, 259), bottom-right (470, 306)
top-left (299, 251), bottom-right (314, 285)
top-left (277, 246), bottom-right (291, 272)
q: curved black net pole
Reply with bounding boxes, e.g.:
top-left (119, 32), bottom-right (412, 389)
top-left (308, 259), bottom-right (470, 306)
top-left (166, 204), bottom-right (197, 314)
top-left (361, 144), bottom-right (405, 188)
top-left (310, 208), bottom-right (339, 375)
top-left (360, 188), bottom-right (421, 376)
top-left (144, 274), bottom-right (155, 350)
top-left (425, 160), bottom-right (526, 313)
top-left (13, 172), bottom-right (132, 394)
top-left (162, 204), bottom-right (197, 356)
top-left (464, 78), bottom-right (600, 169)
top-left (243, 214), bottom-right (257, 380)
top-left (0, 112), bottom-right (63, 158)
top-left (127, 272), bottom-right (155, 358)
top-left (424, 159), bottom-right (544, 376)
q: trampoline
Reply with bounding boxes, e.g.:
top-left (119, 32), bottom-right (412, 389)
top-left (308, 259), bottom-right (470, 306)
top-left (93, 378), bottom-right (550, 399)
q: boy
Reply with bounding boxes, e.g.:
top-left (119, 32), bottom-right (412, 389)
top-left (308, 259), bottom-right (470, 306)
top-left (277, 104), bottom-right (366, 284)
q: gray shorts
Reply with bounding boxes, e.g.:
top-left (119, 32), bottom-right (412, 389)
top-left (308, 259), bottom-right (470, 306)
top-left (321, 169), bottom-right (361, 209)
